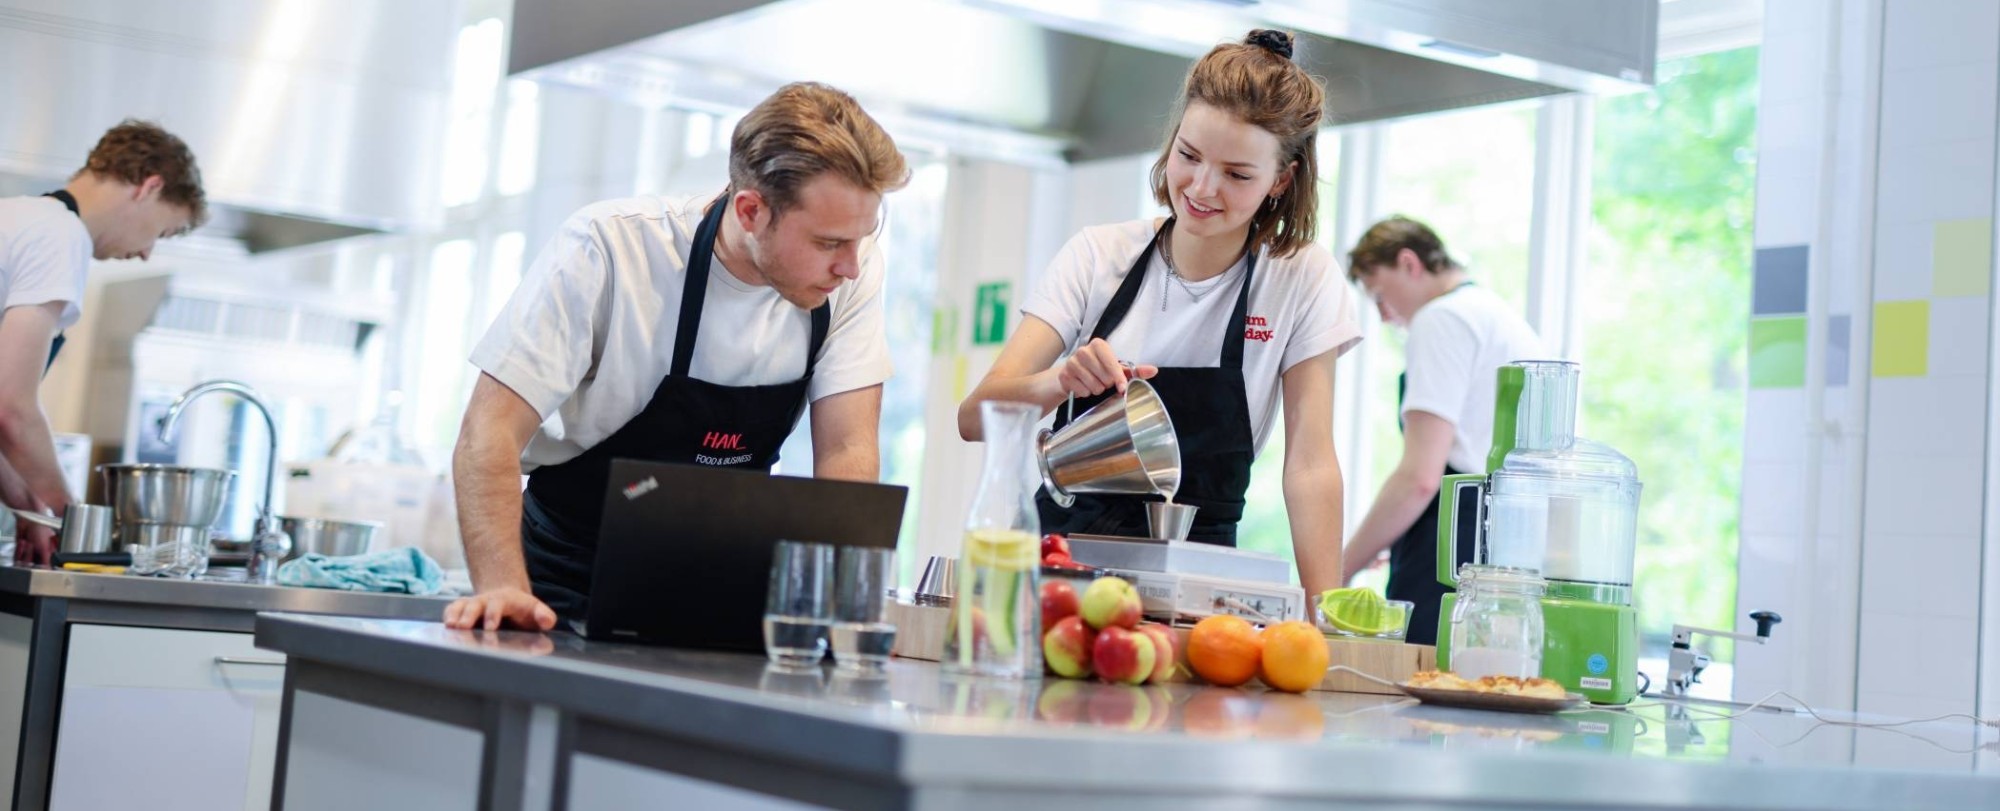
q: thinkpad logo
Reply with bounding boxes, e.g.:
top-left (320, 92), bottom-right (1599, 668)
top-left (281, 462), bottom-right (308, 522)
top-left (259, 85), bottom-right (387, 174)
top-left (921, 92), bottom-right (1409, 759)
top-left (622, 476), bottom-right (660, 500)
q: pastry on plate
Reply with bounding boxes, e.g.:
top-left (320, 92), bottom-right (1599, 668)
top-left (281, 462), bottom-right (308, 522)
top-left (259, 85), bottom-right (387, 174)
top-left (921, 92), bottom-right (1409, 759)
top-left (1406, 670), bottom-right (1475, 691)
top-left (1473, 675), bottom-right (1567, 700)
top-left (1406, 671), bottom-right (1567, 699)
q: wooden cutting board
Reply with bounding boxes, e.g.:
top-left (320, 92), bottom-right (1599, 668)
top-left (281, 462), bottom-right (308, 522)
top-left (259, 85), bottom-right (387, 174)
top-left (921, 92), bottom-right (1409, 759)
top-left (885, 601), bottom-right (1434, 695)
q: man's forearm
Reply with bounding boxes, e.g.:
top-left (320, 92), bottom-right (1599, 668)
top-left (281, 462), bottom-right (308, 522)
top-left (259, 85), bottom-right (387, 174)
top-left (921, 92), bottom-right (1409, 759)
top-left (0, 403), bottom-right (73, 510)
top-left (1284, 461), bottom-right (1345, 600)
top-left (814, 440), bottom-right (880, 482)
top-left (453, 435), bottom-right (532, 593)
top-left (1343, 470), bottom-right (1440, 575)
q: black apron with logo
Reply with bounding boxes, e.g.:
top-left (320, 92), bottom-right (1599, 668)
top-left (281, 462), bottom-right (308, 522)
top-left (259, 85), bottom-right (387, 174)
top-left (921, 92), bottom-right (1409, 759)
top-left (519, 195), bottom-right (829, 621)
top-left (1384, 370), bottom-right (1480, 646)
top-left (39, 190), bottom-right (79, 372)
top-left (1035, 221), bottom-right (1256, 546)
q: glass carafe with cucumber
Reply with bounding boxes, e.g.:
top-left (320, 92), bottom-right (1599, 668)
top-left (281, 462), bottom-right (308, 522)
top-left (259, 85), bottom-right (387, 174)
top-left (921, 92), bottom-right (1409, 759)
top-left (945, 401), bottom-right (1044, 678)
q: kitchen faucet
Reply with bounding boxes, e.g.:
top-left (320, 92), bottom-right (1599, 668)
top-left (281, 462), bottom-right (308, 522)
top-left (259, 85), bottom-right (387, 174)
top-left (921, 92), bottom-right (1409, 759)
top-left (1665, 610), bottom-right (1782, 697)
top-left (160, 380), bottom-right (292, 582)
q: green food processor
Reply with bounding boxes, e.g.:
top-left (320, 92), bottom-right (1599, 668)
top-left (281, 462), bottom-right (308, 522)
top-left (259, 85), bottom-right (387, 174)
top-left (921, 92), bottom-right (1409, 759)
top-left (1434, 361), bottom-right (1642, 705)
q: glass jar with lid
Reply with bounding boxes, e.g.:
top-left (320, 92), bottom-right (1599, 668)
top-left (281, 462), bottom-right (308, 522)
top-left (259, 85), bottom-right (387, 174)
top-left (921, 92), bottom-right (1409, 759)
top-left (1448, 564), bottom-right (1547, 680)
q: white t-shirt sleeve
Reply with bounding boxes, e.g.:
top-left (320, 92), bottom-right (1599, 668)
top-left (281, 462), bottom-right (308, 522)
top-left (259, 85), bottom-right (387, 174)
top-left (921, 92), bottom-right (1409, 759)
top-left (469, 211), bottom-right (608, 419)
top-left (4, 217), bottom-right (89, 329)
top-left (1019, 230), bottom-right (1100, 353)
top-left (1400, 306), bottom-right (1480, 426)
top-left (1277, 246), bottom-right (1363, 372)
top-left (808, 239), bottom-right (894, 401)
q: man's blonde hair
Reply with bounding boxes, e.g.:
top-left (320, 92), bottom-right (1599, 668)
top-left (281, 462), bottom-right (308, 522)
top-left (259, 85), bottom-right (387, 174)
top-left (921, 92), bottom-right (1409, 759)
top-left (728, 83), bottom-right (909, 219)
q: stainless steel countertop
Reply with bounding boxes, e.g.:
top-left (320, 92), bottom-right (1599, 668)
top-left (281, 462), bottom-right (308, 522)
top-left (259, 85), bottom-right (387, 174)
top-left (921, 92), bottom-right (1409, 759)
top-left (257, 613), bottom-right (1999, 810)
top-left (0, 563), bottom-right (450, 620)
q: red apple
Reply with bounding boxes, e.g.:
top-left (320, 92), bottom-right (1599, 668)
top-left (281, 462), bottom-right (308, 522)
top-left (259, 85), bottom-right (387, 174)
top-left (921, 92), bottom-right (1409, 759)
top-left (1080, 576), bottom-right (1142, 630)
top-left (1041, 533), bottom-right (1070, 558)
top-left (1092, 626), bottom-right (1157, 685)
top-left (1041, 579), bottom-right (1080, 629)
top-left (946, 604), bottom-right (988, 653)
top-left (1135, 623), bottom-right (1177, 684)
top-left (1042, 615), bottom-right (1096, 678)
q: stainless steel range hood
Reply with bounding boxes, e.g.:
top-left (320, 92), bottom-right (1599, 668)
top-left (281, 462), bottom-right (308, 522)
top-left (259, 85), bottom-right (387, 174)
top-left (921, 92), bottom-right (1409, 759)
top-left (510, 0), bottom-right (1657, 162)
top-left (0, 0), bottom-right (458, 251)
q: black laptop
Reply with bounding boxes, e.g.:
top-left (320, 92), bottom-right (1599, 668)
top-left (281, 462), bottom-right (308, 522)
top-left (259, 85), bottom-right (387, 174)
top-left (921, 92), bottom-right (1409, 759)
top-left (584, 459), bottom-right (907, 650)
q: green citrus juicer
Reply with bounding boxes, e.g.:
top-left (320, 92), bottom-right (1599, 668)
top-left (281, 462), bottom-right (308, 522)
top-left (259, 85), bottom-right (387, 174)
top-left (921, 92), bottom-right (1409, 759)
top-left (1434, 361), bottom-right (1642, 705)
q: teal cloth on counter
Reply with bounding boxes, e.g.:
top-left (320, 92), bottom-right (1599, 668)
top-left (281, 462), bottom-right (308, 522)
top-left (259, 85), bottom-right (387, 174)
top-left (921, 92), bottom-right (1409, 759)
top-left (276, 547), bottom-right (443, 595)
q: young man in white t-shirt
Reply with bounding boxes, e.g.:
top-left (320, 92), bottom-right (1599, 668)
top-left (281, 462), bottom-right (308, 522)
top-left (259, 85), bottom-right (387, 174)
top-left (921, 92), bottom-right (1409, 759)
top-left (1340, 216), bottom-right (1544, 645)
top-left (444, 83), bottom-right (908, 631)
top-left (1, 120), bottom-right (207, 565)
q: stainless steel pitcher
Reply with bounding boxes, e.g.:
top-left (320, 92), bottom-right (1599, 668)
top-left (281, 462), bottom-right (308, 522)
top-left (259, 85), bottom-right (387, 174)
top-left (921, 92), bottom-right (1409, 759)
top-left (1036, 378), bottom-right (1181, 508)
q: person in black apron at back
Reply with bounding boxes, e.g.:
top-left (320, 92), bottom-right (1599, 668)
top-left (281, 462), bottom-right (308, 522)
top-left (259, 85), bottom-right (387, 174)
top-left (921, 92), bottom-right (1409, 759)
top-left (959, 30), bottom-right (1364, 603)
top-left (1, 120), bottom-right (206, 565)
top-left (444, 83), bottom-right (910, 632)
top-left (1338, 216), bottom-right (1546, 645)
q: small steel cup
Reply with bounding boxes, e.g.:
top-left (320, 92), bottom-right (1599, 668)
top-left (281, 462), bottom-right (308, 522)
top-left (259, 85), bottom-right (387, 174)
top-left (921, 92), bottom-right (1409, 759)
top-left (914, 555), bottom-right (957, 606)
top-left (57, 504), bottom-right (115, 554)
top-left (1145, 502), bottom-right (1198, 541)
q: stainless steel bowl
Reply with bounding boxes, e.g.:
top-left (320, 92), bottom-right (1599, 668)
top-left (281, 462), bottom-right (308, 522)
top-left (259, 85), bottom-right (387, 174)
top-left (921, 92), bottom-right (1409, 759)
top-left (277, 516), bottom-right (383, 560)
top-left (98, 464), bottom-right (236, 527)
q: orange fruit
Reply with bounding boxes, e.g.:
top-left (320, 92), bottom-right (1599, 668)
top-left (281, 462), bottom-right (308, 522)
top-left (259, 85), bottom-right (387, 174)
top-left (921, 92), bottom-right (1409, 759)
top-left (1258, 620), bottom-right (1330, 693)
top-left (1187, 615), bottom-right (1263, 687)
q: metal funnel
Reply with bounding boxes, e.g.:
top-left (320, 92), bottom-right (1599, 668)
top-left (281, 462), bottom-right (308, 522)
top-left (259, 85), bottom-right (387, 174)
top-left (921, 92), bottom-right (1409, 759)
top-left (1037, 379), bottom-right (1181, 508)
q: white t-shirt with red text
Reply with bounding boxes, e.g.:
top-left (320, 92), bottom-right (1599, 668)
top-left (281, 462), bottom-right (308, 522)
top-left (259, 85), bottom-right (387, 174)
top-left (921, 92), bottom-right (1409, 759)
top-left (470, 193), bottom-right (893, 470)
top-left (1021, 218), bottom-right (1362, 455)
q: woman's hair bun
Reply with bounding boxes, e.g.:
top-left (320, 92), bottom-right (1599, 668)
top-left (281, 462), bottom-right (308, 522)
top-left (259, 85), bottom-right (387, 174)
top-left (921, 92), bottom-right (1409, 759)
top-left (1245, 29), bottom-right (1295, 60)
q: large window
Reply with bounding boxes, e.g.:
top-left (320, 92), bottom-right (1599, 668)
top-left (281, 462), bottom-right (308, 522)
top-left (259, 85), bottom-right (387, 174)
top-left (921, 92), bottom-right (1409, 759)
top-left (1315, 105), bottom-right (1540, 591)
top-left (878, 162), bottom-right (949, 562)
top-left (1237, 132), bottom-right (1340, 562)
top-left (1366, 104), bottom-right (1540, 505)
top-left (1584, 48), bottom-right (1759, 661)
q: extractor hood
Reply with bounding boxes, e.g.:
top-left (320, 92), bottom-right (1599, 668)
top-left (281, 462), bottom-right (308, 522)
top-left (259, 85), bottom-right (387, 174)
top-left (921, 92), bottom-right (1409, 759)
top-left (510, 0), bottom-right (1657, 162)
top-left (0, 0), bottom-right (458, 251)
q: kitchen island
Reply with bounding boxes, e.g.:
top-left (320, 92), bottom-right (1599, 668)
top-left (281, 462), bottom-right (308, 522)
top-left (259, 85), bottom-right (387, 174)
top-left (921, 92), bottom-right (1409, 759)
top-left (255, 613), bottom-right (1998, 811)
top-left (0, 564), bottom-right (451, 811)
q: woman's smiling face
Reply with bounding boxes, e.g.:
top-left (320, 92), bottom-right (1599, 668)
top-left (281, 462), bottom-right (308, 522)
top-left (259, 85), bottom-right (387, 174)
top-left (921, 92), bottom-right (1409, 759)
top-left (1163, 102), bottom-right (1294, 240)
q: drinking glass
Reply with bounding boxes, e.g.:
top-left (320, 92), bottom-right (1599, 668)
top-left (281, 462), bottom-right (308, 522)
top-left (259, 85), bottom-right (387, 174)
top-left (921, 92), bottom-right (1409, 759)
top-left (832, 547), bottom-right (897, 673)
top-left (764, 540), bottom-right (834, 668)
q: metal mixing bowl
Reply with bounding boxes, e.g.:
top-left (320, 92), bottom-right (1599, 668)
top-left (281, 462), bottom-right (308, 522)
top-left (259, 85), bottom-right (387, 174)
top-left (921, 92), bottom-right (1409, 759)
top-left (98, 464), bottom-right (236, 528)
top-left (277, 516), bottom-right (384, 560)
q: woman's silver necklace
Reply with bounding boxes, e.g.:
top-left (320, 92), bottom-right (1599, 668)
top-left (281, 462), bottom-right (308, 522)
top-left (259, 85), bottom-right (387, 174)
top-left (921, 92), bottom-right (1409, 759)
top-left (1160, 229), bottom-right (1219, 311)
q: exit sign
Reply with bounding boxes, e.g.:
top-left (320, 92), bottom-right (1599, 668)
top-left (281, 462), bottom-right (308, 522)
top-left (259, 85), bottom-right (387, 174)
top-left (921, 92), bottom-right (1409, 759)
top-left (973, 281), bottom-right (1010, 346)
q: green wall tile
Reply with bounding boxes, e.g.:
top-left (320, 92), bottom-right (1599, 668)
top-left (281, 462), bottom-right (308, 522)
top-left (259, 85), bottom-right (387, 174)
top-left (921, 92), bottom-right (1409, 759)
top-left (1872, 300), bottom-right (1929, 378)
top-left (1933, 218), bottom-right (1992, 298)
top-left (1749, 316), bottom-right (1807, 388)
